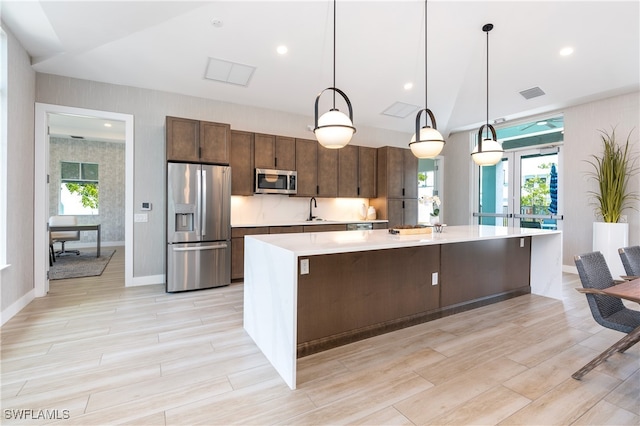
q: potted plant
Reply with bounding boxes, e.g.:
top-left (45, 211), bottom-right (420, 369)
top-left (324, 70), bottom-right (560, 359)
top-left (587, 127), bottom-right (638, 277)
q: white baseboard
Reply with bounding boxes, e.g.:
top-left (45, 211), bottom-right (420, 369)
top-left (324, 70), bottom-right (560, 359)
top-left (63, 241), bottom-right (125, 249)
top-left (128, 274), bottom-right (165, 287)
top-left (1, 288), bottom-right (35, 326)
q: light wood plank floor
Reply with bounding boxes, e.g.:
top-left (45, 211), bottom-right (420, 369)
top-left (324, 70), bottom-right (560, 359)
top-left (1, 246), bottom-right (639, 425)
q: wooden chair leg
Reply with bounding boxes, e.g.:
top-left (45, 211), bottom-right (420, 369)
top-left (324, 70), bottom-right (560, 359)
top-left (572, 326), bottom-right (640, 380)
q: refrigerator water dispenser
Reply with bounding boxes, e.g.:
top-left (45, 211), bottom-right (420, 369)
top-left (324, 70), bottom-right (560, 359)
top-left (175, 213), bottom-right (194, 232)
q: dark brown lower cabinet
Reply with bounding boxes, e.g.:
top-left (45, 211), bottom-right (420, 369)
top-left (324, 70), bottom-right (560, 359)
top-left (440, 236), bottom-right (531, 307)
top-left (296, 237), bottom-right (531, 357)
top-left (297, 245), bottom-right (440, 354)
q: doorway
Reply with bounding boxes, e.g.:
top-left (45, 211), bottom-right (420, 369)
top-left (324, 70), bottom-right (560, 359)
top-left (35, 103), bottom-right (133, 296)
top-left (473, 116), bottom-right (564, 229)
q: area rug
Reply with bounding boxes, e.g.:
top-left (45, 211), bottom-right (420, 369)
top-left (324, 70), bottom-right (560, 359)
top-left (49, 249), bottom-right (115, 280)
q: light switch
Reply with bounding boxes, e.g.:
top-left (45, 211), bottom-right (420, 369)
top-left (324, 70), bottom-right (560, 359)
top-left (300, 259), bottom-right (309, 275)
top-left (432, 272), bottom-right (438, 285)
top-left (520, 238), bottom-right (525, 248)
top-left (134, 213), bottom-right (148, 223)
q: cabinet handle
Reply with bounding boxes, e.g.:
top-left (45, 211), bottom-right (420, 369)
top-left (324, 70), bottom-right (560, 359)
top-left (316, 185), bottom-right (319, 195)
top-left (357, 187), bottom-right (360, 196)
top-left (275, 157), bottom-right (278, 167)
top-left (402, 200), bottom-right (405, 209)
top-left (402, 188), bottom-right (405, 196)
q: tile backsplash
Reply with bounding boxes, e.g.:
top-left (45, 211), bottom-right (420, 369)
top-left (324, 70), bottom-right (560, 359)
top-left (231, 195), bottom-right (371, 225)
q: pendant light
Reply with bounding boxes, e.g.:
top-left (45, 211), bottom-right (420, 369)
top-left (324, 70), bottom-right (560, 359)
top-left (409, 0), bottom-right (445, 159)
top-left (471, 23), bottom-right (503, 166)
top-left (313, 0), bottom-right (356, 149)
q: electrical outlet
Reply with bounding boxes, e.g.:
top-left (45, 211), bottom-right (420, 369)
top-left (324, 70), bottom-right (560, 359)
top-left (520, 238), bottom-right (524, 248)
top-left (300, 259), bottom-right (309, 275)
top-left (432, 272), bottom-right (438, 285)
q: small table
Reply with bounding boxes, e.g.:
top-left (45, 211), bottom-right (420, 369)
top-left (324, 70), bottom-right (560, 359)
top-left (572, 278), bottom-right (640, 380)
top-left (50, 224), bottom-right (101, 258)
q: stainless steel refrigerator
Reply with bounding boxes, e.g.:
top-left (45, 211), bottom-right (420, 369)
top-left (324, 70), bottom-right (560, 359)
top-left (166, 162), bottom-right (231, 292)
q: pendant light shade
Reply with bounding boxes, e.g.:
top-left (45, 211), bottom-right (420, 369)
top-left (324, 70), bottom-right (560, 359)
top-left (409, 0), bottom-right (445, 159)
top-left (313, 0), bottom-right (356, 149)
top-left (472, 23), bottom-right (503, 166)
top-left (472, 125), bottom-right (503, 166)
top-left (410, 109), bottom-right (445, 158)
top-left (314, 88), bottom-right (355, 149)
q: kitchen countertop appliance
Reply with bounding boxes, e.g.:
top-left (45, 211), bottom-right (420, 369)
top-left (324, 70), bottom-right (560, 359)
top-left (166, 162), bottom-right (231, 292)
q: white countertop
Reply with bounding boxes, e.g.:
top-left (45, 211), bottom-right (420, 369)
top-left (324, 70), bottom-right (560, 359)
top-left (245, 225), bottom-right (561, 256)
top-left (232, 219), bottom-right (388, 228)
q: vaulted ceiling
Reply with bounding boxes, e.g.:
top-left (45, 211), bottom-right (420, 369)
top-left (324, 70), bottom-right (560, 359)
top-left (3, 1), bottom-right (639, 139)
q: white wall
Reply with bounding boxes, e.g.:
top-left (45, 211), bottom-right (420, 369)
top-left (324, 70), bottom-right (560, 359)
top-left (563, 92), bottom-right (640, 266)
top-left (0, 22), bottom-right (36, 319)
top-left (442, 91), bottom-right (640, 269)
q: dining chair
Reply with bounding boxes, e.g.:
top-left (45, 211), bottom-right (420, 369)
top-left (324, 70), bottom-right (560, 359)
top-left (572, 251), bottom-right (640, 379)
top-left (618, 245), bottom-right (640, 279)
top-left (49, 215), bottom-right (80, 257)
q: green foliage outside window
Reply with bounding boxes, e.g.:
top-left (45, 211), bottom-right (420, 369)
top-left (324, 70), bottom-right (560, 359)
top-left (520, 163), bottom-right (551, 213)
top-left (64, 183), bottom-right (99, 209)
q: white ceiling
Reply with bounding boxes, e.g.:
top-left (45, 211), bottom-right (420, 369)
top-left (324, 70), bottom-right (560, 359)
top-left (3, 1), bottom-right (639, 141)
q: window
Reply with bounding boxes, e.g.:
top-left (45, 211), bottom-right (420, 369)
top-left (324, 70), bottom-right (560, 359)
top-left (59, 161), bottom-right (99, 215)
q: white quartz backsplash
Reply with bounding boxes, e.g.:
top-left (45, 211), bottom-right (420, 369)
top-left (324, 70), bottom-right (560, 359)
top-left (231, 194), bottom-right (372, 225)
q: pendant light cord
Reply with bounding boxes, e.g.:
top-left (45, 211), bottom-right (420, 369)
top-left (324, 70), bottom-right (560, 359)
top-left (424, 0), bottom-right (428, 109)
top-left (332, 0), bottom-right (336, 109)
top-left (485, 26), bottom-right (489, 138)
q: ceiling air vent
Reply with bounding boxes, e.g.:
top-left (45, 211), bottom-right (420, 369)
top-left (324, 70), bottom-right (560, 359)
top-left (204, 57), bottom-right (256, 87)
top-left (519, 87), bottom-right (546, 100)
top-left (381, 102), bottom-right (420, 119)
top-left (70, 135), bottom-right (85, 139)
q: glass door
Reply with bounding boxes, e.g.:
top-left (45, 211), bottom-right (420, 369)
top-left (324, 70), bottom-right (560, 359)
top-left (475, 148), bottom-right (562, 229)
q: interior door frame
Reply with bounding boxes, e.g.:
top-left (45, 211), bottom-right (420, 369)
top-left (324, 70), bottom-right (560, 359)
top-left (34, 103), bottom-right (134, 296)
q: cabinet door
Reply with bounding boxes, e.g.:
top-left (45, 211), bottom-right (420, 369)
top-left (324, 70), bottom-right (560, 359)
top-left (269, 226), bottom-right (304, 234)
top-left (317, 145), bottom-right (338, 197)
top-left (231, 238), bottom-right (244, 280)
top-left (358, 146), bottom-right (377, 198)
top-left (254, 133), bottom-right (275, 169)
top-left (387, 199), bottom-right (405, 228)
top-left (295, 138), bottom-right (318, 197)
top-left (403, 198), bottom-right (419, 226)
top-left (166, 116), bottom-right (199, 162)
top-left (275, 136), bottom-right (296, 170)
top-left (230, 130), bottom-right (254, 196)
top-left (200, 121), bottom-right (230, 164)
top-left (387, 147), bottom-right (405, 199)
top-left (338, 145), bottom-right (358, 197)
top-left (403, 149), bottom-right (418, 199)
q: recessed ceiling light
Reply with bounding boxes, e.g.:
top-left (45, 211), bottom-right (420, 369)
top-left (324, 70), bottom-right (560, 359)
top-left (403, 82), bottom-right (413, 90)
top-left (277, 45), bottom-right (288, 55)
top-left (559, 46), bottom-right (574, 56)
top-left (104, 123), bottom-right (112, 128)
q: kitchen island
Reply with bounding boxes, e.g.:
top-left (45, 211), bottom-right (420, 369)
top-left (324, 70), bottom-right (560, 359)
top-left (243, 225), bottom-right (562, 389)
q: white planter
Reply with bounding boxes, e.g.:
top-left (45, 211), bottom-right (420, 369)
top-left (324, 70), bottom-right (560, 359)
top-left (430, 215), bottom-right (440, 225)
top-left (593, 222), bottom-right (629, 279)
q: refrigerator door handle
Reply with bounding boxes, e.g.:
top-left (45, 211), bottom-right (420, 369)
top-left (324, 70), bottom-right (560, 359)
top-left (171, 243), bottom-right (228, 252)
top-left (201, 168), bottom-right (207, 238)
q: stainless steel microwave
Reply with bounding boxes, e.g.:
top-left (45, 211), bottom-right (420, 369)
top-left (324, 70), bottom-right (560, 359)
top-left (255, 168), bottom-right (297, 194)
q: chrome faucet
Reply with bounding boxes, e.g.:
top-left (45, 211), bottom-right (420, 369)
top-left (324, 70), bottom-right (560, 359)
top-left (308, 197), bottom-right (317, 221)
